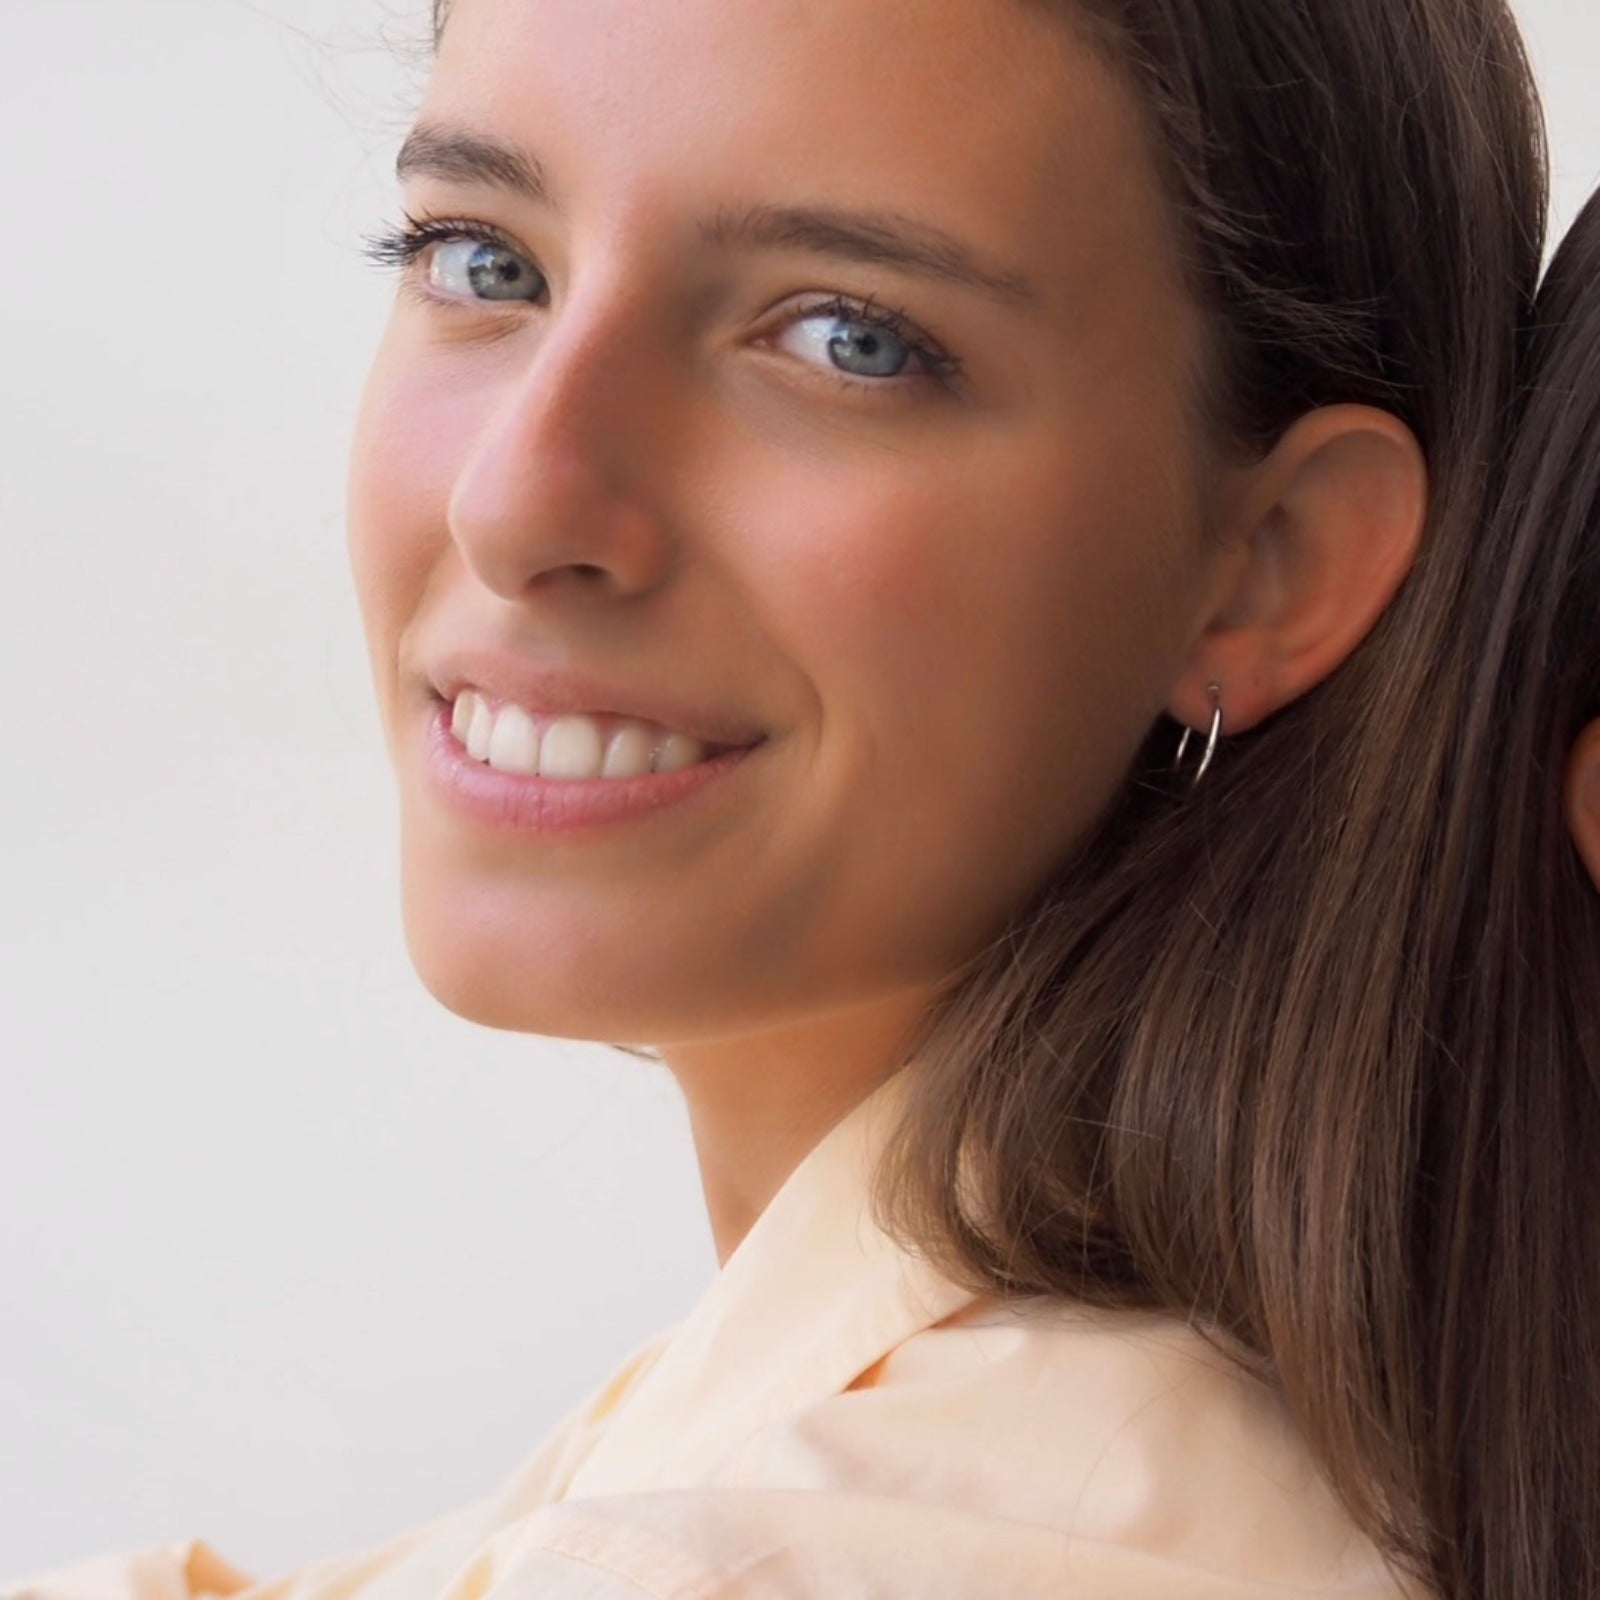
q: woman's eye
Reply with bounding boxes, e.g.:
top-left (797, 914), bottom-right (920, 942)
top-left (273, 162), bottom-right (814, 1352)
top-left (427, 238), bottom-right (548, 304)
top-left (778, 308), bottom-right (922, 380)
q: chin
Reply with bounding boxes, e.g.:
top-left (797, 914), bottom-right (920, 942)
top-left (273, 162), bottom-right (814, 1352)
top-left (395, 895), bottom-right (683, 1042)
top-left (402, 920), bottom-right (583, 1036)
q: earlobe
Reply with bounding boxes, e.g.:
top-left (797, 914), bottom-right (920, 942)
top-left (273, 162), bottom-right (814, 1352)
top-left (1565, 720), bottom-right (1600, 892)
top-left (1169, 404), bottom-right (1429, 737)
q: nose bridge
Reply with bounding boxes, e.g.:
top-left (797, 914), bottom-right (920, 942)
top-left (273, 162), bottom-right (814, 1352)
top-left (478, 273), bottom-right (649, 500)
top-left (447, 263), bottom-right (676, 598)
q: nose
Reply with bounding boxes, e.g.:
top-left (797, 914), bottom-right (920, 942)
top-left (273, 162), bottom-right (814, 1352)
top-left (445, 278), bottom-right (680, 604)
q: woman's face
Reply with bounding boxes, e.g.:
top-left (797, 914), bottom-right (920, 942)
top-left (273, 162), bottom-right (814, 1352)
top-left (347, 0), bottom-right (1217, 1047)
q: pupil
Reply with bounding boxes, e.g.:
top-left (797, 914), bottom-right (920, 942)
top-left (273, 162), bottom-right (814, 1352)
top-left (468, 245), bottom-right (526, 295)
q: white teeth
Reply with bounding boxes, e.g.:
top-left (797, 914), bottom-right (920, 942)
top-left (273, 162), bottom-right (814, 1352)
top-left (654, 731), bottom-right (707, 773)
top-left (601, 724), bottom-right (655, 779)
top-left (538, 715), bottom-right (606, 780)
top-left (486, 703), bottom-right (541, 776)
top-left (449, 692), bottom-right (727, 780)
top-left (466, 696), bottom-right (496, 762)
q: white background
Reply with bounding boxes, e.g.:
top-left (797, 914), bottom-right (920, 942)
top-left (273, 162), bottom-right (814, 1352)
top-left (2, 0), bottom-right (1597, 1580)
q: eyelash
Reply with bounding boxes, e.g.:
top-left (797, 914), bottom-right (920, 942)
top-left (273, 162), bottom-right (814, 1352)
top-left (359, 212), bottom-right (966, 394)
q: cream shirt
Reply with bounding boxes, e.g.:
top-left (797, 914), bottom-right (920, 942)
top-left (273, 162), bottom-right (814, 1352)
top-left (9, 1069), bottom-right (1422, 1600)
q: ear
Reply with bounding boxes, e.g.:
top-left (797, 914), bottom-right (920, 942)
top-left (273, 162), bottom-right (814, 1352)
top-left (1168, 405), bottom-right (1428, 736)
top-left (1565, 719), bottom-right (1600, 893)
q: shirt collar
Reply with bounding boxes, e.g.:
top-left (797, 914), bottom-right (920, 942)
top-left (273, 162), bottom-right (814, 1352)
top-left (555, 1065), bottom-right (981, 1500)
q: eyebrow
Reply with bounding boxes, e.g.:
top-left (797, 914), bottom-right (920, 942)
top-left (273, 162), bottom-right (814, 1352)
top-left (394, 122), bottom-right (1045, 314)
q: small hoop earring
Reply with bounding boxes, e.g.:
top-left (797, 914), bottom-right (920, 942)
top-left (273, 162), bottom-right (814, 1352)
top-left (1174, 683), bottom-right (1224, 786)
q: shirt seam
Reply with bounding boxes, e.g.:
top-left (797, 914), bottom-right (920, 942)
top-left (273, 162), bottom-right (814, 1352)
top-left (528, 1517), bottom-right (719, 1600)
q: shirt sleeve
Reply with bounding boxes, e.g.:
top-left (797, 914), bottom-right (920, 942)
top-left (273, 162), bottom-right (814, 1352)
top-left (3, 1503), bottom-right (480, 1600)
top-left (437, 1488), bottom-right (1424, 1600)
top-left (5, 1540), bottom-right (255, 1600)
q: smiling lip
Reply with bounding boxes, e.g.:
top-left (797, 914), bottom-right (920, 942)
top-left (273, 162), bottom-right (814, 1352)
top-left (420, 697), bottom-right (764, 835)
top-left (426, 647), bottom-right (769, 753)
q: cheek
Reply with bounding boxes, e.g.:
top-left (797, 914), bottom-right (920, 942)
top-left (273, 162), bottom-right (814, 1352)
top-left (739, 431), bottom-right (1192, 835)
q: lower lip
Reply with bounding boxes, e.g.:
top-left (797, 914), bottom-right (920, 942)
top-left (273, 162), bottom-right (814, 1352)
top-left (420, 698), bottom-right (765, 835)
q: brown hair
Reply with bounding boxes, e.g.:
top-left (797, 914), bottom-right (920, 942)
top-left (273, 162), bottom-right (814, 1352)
top-left (428, 1), bottom-right (1598, 1594)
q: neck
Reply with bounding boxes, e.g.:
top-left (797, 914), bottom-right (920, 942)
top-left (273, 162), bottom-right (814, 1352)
top-left (657, 987), bottom-right (936, 1266)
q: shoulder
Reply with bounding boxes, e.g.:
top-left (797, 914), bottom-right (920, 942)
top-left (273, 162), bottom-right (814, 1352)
top-left (721, 1296), bottom-right (1402, 1589)
top-left (453, 1300), bottom-right (1425, 1600)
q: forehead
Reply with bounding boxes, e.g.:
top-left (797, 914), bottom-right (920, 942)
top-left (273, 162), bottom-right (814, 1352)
top-left (425, 0), bottom-right (1166, 311)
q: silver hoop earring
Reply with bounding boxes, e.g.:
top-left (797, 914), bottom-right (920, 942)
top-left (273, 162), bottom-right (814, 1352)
top-left (1174, 683), bottom-right (1223, 786)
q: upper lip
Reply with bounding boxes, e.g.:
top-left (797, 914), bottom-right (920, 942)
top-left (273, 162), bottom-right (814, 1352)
top-left (425, 646), bottom-right (769, 752)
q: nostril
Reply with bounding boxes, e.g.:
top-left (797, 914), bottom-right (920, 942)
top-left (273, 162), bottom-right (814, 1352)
top-left (546, 562), bottom-right (607, 582)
